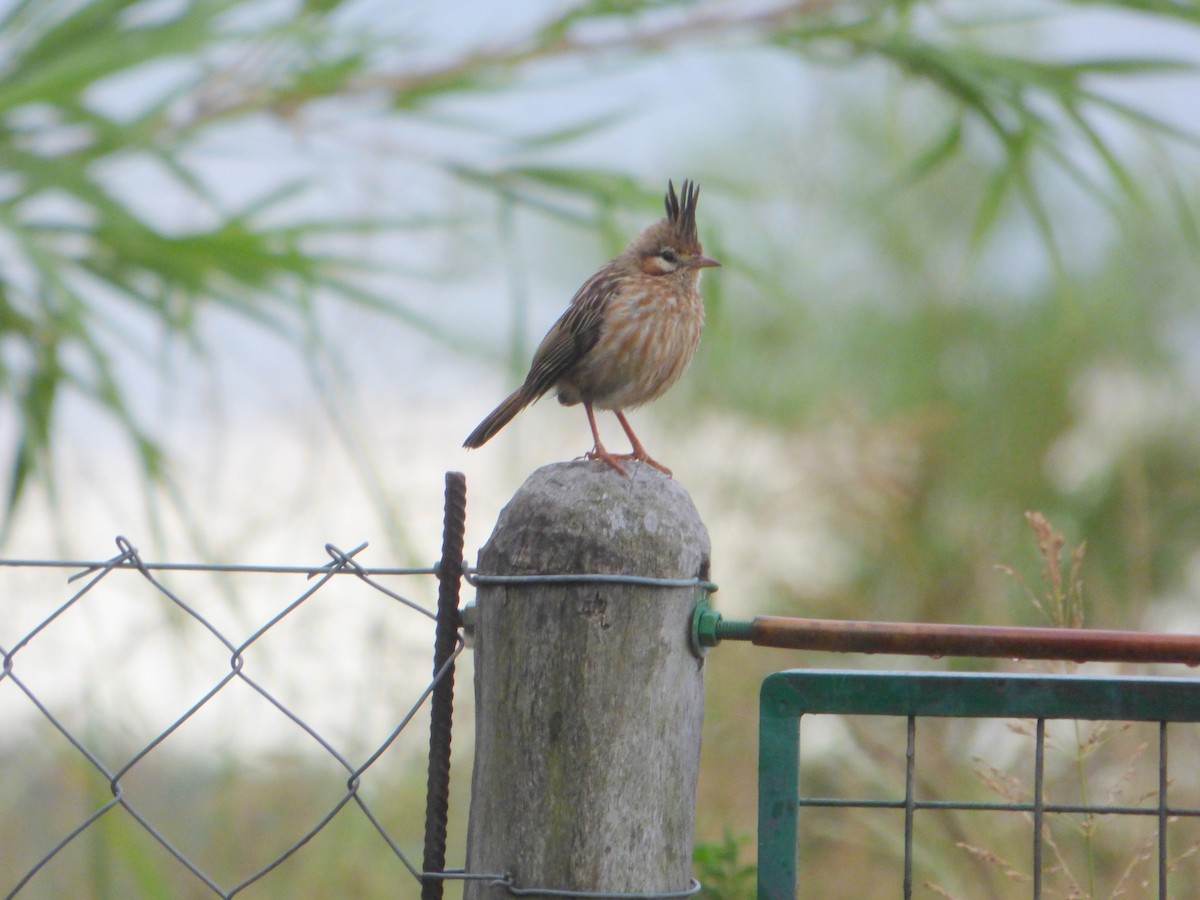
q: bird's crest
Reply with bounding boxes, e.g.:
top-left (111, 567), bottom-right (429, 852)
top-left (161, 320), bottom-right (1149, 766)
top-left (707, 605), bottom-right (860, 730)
top-left (664, 179), bottom-right (701, 248)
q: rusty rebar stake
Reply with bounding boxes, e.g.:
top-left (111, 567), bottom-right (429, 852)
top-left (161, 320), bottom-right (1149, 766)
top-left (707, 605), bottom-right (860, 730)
top-left (421, 472), bottom-right (467, 900)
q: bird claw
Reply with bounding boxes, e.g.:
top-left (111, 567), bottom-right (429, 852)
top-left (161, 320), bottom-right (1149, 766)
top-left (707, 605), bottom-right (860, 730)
top-left (584, 446), bottom-right (628, 477)
top-left (611, 451), bottom-right (672, 477)
top-left (580, 446), bottom-right (673, 478)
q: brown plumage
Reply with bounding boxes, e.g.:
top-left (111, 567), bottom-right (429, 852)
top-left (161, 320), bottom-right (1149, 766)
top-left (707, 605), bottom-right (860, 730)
top-left (463, 179), bottom-right (718, 476)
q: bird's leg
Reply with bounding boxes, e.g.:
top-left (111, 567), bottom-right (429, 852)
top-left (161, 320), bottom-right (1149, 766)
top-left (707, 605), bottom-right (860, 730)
top-left (583, 401), bottom-right (628, 476)
top-left (613, 410), bottom-right (672, 477)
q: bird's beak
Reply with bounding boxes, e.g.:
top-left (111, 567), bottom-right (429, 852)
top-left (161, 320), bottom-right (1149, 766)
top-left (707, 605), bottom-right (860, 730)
top-left (693, 255), bottom-right (721, 269)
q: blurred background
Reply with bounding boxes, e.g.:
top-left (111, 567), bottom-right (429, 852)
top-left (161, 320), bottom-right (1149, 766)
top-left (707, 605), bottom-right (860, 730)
top-left (3, 0), bottom-right (1200, 896)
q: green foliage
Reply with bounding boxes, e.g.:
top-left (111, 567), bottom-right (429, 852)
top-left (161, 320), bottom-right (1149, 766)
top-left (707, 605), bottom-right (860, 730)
top-left (5, 6), bottom-right (1200, 897)
top-left (781, 6), bottom-right (1200, 247)
top-left (694, 829), bottom-right (756, 900)
top-left (0, 0), bottom-right (354, 535)
top-left (1, 740), bottom-right (440, 899)
top-left (1, 0), bottom-right (1197, 545)
top-left (692, 86), bottom-right (1200, 625)
top-left (5, 5), bottom-right (1200, 885)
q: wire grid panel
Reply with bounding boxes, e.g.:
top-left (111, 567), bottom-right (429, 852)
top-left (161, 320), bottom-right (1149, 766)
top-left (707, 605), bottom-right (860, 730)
top-left (0, 537), bottom-right (459, 898)
top-left (758, 670), bottom-right (1200, 900)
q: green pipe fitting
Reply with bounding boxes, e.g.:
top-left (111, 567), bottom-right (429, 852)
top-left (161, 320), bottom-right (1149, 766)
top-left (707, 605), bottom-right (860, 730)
top-left (691, 601), bottom-right (752, 657)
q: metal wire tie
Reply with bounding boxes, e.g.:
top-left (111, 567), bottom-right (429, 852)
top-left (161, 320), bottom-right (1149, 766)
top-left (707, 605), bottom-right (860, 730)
top-left (494, 875), bottom-right (703, 898)
top-left (464, 565), bottom-right (717, 592)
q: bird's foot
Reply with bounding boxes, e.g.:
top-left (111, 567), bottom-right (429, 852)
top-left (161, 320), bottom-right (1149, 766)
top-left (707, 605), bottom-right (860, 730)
top-left (612, 450), bottom-right (672, 477)
top-left (584, 444), bottom-right (629, 477)
top-left (610, 411), bottom-right (673, 477)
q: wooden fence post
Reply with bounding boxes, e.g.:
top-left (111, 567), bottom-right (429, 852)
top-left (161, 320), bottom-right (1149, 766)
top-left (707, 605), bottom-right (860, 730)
top-left (463, 460), bottom-right (711, 898)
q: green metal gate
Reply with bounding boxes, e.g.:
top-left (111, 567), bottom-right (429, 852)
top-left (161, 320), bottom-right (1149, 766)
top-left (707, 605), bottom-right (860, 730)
top-left (758, 671), bottom-right (1200, 899)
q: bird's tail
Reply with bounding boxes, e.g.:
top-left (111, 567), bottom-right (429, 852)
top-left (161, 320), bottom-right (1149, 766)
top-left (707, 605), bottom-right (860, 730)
top-left (463, 386), bottom-right (540, 449)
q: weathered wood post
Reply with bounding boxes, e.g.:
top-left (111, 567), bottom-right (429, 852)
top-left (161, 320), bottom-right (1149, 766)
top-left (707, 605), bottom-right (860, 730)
top-left (463, 460), bottom-right (710, 898)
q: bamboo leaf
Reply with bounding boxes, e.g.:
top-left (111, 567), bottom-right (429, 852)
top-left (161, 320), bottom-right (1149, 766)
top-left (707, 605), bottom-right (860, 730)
top-left (881, 114), bottom-right (964, 195)
top-left (516, 109), bottom-right (634, 149)
top-left (4, 332), bottom-right (60, 520)
top-left (1079, 0), bottom-right (1200, 26)
top-left (971, 155), bottom-right (1017, 251)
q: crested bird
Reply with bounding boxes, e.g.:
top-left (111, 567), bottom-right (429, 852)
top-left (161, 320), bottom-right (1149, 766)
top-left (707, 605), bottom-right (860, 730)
top-left (464, 179), bottom-right (718, 477)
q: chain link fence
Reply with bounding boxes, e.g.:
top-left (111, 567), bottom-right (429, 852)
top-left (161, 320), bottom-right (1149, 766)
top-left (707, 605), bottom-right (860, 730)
top-left (12, 471), bottom-right (1200, 899)
top-left (1, 476), bottom-right (468, 899)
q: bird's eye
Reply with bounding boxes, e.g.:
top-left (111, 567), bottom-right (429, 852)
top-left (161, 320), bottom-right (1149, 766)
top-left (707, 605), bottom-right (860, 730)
top-left (658, 248), bottom-right (678, 264)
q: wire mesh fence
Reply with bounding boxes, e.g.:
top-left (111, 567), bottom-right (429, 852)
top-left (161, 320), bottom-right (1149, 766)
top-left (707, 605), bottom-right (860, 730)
top-left (1, 477), bottom-right (469, 899)
top-left (759, 670), bottom-right (1200, 900)
top-left (12, 470), bottom-right (1200, 899)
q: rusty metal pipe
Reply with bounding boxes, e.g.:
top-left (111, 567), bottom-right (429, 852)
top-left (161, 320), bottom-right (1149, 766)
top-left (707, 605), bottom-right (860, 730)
top-left (747, 616), bottom-right (1200, 665)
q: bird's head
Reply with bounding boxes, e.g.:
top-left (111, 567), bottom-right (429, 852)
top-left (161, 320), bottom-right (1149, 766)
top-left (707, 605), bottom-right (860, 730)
top-left (626, 179), bottom-right (721, 278)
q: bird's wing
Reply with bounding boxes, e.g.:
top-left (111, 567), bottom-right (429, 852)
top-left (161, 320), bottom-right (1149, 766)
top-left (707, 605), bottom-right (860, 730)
top-left (521, 270), bottom-right (617, 396)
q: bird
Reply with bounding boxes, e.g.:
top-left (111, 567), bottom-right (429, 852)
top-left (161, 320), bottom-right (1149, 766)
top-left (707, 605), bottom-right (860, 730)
top-left (463, 179), bottom-right (719, 477)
